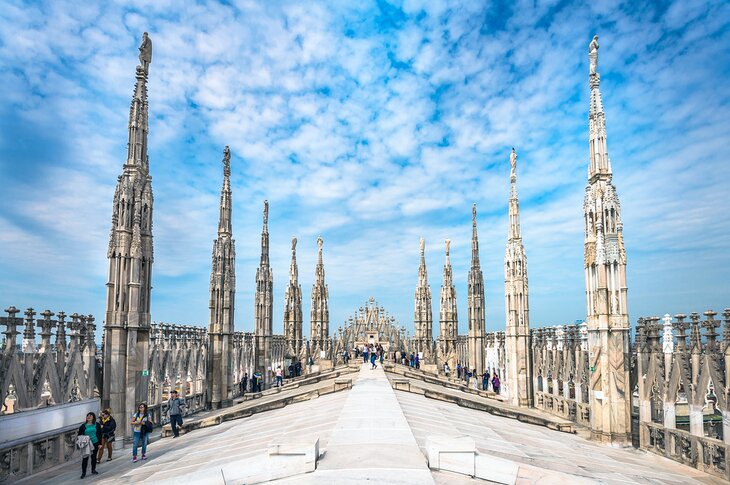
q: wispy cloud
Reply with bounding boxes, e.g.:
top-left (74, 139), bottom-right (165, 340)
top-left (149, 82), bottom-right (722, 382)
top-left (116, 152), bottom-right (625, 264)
top-left (1, 0), bottom-right (729, 338)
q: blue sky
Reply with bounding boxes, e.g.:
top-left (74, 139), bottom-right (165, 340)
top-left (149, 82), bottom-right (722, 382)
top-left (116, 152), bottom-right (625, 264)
top-left (1, 0), bottom-right (729, 341)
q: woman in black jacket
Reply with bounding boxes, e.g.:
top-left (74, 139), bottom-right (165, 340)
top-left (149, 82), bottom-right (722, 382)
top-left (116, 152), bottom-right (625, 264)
top-left (77, 412), bottom-right (101, 478)
top-left (97, 409), bottom-right (116, 462)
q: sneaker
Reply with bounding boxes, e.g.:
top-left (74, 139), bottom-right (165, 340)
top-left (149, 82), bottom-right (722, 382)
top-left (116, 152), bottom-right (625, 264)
top-left (106, 458), bottom-right (112, 462)
top-left (91, 471), bottom-right (99, 475)
top-left (133, 457), bottom-right (138, 463)
top-left (142, 454), bottom-right (147, 460)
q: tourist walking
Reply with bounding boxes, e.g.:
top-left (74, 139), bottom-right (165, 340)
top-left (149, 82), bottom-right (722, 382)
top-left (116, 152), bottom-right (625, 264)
top-left (482, 371), bottom-right (490, 391)
top-left (275, 366), bottom-right (284, 387)
top-left (362, 345), bottom-right (369, 363)
top-left (342, 349), bottom-right (350, 364)
top-left (240, 372), bottom-right (248, 395)
top-left (254, 370), bottom-right (263, 392)
top-left (456, 363), bottom-right (462, 379)
top-left (97, 409), bottom-right (116, 462)
top-left (443, 362), bottom-right (450, 378)
top-left (370, 347), bottom-right (377, 369)
top-left (378, 345), bottom-right (384, 365)
top-left (415, 354), bottom-right (420, 369)
top-left (130, 403), bottom-right (151, 462)
top-left (167, 389), bottom-right (186, 438)
top-left (77, 411), bottom-right (101, 478)
top-left (492, 373), bottom-right (501, 394)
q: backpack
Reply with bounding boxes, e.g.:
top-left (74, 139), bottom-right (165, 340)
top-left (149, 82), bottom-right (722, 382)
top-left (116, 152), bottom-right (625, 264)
top-left (144, 419), bottom-right (154, 434)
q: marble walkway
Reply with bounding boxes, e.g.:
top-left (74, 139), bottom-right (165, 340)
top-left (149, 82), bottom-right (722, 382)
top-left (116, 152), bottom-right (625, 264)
top-left (18, 363), bottom-right (724, 484)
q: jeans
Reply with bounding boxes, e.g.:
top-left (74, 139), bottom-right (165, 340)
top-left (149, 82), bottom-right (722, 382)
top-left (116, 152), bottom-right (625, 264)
top-left (133, 431), bottom-right (148, 457)
top-left (276, 376), bottom-right (283, 387)
top-left (82, 442), bottom-right (99, 475)
top-left (170, 414), bottom-right (183, 437)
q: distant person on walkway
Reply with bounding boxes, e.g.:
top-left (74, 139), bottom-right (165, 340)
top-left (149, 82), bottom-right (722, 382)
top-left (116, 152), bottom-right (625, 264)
top-left (492, 373), bottom-right (501, 394)
top-left (362, 345), bottom-right (369, 363)
top-left (241, 372), bottom-right (248, 395)
top-left (443, 362), bottom-right (450, 378)
top-left (482, 371), bottom-right (490, 391)
top-left (276, 366), bottom-right (284, 387)
top-left (288, 363), bottom-right (295, 378)
top-left (168, 390), bottom-right (186, 438)
top-left (378, 346), bottom-right (384, 365)
top-left (254, 370), bottom-right (263, 392)
top-left (295, 361), bottom-right (302, 376)
top-left (415, 354), bottom-right (420, 369)
top-left (343, 349), bottom-right (350, 364)
top-left (97, 409), bottom-right (116, 462)
top-left (130, 403), bottom-right (151, 462)
top-left (370, 348), bottom-right (377, 369)
top-left (456, 363), bottom-right (462, 379)
top-left (77, 411), bottom-right (101, 478)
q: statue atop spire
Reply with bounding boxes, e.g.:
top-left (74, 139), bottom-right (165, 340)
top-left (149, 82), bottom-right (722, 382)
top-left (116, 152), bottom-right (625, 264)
top-left (589, 35), bottom-right (599, 76)
top-left (510, 147), bottom-right (517, 179)
top-left (445, 239), bottom-right (451, 259)
top-left (292, 236), bottom-right (297, 253)
top-left (263, 199), bottom-right (269, 228)
top-left (223, 146), bottom-right (230, 177)
top-left (419, 237), bottom-right (425, 256)
top-left (139, 32), bottom-right (152, 73)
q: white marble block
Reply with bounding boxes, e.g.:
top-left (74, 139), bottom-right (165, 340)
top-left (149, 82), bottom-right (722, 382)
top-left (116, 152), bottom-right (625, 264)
top-left (425, 435), bottom-right (476, 475)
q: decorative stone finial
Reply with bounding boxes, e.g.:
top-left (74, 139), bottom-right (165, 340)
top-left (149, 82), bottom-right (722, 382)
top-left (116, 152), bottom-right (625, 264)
top-left (292, 236), bottom-right (297, 252)
top-left (510, 147), bottom-right (517, 179)
top-left (419, 237), bottom-right (425, 256)
top-left (223, 146), bottom-right (231, 178)
top-left (263, 200), bottom-right (269, 227)
top-left (445, 239), bottom-right (450, 256)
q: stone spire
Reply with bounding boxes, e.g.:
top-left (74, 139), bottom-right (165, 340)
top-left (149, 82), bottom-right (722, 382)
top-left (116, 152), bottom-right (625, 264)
top-left (467, 204), bottom-right (486, 375)
top-left (413, 237), bottom-right (433, 358)
top-left (310, 236), bottom-right (330, 360)
top-left (439, 239), bottom-right (458, 364)
top-left (254, 200), bottom-right (273, 382)
top-left (102, 33), bottom-right (154, 438)
top-left (504, 148), bottom-right (532, 407)
top-left (207, 146), bottom-right (236, 409)
top-left (283, 237), bottom-right (303, 359)
top-left (583, 35), bottom-right (631, 445)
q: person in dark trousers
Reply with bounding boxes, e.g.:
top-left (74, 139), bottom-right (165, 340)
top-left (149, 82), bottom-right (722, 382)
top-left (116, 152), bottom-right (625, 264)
top-left (254, 370), bottom-right (263, 392)
top-left (275, 366), bottom-right (284, 387)
top-left (457, 363), bottom-right (462, 379)
top-left (370, 346), bottom-right (377, 369)
top-left (295, 361), bottom-right (302, 376)
top-left (167, 390), bottom-right (186, 438)
top-left (78, 411), bottom-right (101, 478)
top-left (241, 372), bottom-right (248, 395)
top-left (362, 346), bottom-right (369, 363)
top-left (482, 371), bottom-right (490, 391)
top-left (97, 408), bottom-right (116, 462)
top-left (492, 373), bottom-right (501, 394)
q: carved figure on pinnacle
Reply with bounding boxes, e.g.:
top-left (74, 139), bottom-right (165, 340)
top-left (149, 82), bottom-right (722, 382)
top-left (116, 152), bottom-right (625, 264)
top-left (589, 35), bottom-right (599, 75)
top-left (139, 32), bottom-right (152, 73)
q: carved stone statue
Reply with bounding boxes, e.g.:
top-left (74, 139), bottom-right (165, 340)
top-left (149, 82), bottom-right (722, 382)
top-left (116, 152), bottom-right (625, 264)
top-left (510, 147), bottom-right (517, 178)
top-left (292, 236), bottom-right (297, 251)
top-left (263, 200), bottom-right (269, 226)
top-left (222, 146), bottom-right (230, 177)
top-left (472, 203), bottom-right (477, 221)
top-left (588, 35), bottom-right (599, 75)
top-left (139, 32), bottom-right (152, 72)
top-left (445, 239), bottom-right (451, 256)
top-left (419, 237), bottom-right (425, 254)
top-left (317, 236), bottom-right (323, 251)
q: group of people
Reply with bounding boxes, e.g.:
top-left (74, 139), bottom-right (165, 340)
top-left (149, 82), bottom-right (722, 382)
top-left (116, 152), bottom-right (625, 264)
top-left (443, 362), bottom-right (500, 393)
top-left (75, 390), bottom-right (187, 479)
top-left (361, 343), bottom-right (385, 369)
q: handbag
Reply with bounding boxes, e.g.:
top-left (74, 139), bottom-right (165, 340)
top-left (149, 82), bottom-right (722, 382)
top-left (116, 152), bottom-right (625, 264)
top-left (143, 420), bottom-right (154, 434)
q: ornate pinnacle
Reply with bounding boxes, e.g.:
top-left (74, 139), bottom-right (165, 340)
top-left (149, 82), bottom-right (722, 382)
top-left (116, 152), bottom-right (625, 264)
top-left (223, 146), bottom-right (231, 178)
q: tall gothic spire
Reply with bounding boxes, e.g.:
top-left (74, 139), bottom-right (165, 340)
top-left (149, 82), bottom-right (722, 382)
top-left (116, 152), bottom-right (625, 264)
top-left (283, 237), bottom-right (303, 358)
top-left (254, 200), bottom-right (273, 380)
top-left (103, 33), bottom-right (155, 438)
top-left (218, 146), bottom-right (232, 236)
top-left (311, 236), bottom-right (330, 359)
top-left (439, 239), bottom-right (458, 357)
top-left (414, 237), bottom-right (433, 356)
top-left (588, 34), bottom-right (612, 180)
top-left (504, 147), bottom-right (532, 407)
top-left (467, 204), bottom-right (486, 375)
top-left (207, 146), bottom-right (236, 408)
top-left (583, 35), bottom-right (631, 445)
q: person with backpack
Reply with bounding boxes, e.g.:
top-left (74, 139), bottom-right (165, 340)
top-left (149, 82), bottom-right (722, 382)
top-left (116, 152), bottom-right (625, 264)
top-left (130, 402), bottom-right (152, 462)
top-left (167, 390), bottom-right (186, 438)
top-left (97, 408), bottom-right (116, 462)
top-left (77, 411), bottom-right (101, 478)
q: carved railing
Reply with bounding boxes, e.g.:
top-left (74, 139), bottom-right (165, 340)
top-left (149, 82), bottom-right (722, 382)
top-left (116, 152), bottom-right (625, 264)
top-left (635, 309), bottom-right (730, 481)
top-left (529, 323), bottom-right (590, 426)
top-left (0, 306), bottom-right (98, 414)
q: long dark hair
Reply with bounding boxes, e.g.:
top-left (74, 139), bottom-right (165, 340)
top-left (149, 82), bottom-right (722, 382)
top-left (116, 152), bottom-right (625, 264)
top-left (85, 412), bottom-right (97, 423)
top-left (136, 402), bottom-right (148, 417)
